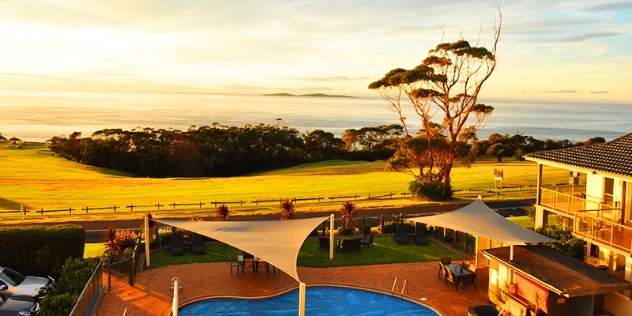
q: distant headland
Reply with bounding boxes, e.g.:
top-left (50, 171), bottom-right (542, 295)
top-left (262, 93), bottom-right (358, 98)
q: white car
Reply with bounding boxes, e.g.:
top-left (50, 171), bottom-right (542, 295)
top-left (0, 267), bottom-right (55, 300)
top-left (0, 293), bottom-right (39, 316)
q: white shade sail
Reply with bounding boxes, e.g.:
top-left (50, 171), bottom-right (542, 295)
top-left (408, 200), bottom-right (553, 245)
top-left (154, 217), bottom-right (329, 282)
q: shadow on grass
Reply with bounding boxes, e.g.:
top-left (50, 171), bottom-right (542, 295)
top-left (145, 235), bottom-right (467, 271)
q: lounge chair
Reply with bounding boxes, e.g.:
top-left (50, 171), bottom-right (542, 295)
top-left (414, 223), bottom-right (428, 246)
top-left (395, 224), bottom-right (408, 245)
top-left (191, 233), bottom-right (205, 255)
top-left (318, 236), bottom-right (330, 251)
top-left (360, 233), bottom-right (374, 248)
top-left (337, 238), bottom-right (362, 253)
top-left (170, 232), bottom-right (184, 256)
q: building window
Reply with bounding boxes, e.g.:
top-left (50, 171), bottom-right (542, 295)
top-left (604, 177), bottom-right (614, 206)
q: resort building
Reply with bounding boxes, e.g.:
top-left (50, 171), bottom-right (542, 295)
top-left (524, 132), bottom-right (632, 314)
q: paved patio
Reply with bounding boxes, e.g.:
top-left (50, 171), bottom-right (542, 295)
top-left (98, 261), bottom-right (490, 315)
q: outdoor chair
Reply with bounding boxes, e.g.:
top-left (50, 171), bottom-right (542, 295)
top-left (457, 273), bottom-right (477, 292)
top-left (318, 236), bottom-right (330, 251)
top-left (338, 238), bottom-right (362, 253)
top-left (191, 233), bottom-right (205, 255)
top-left (444, 266), bottom-right (458, 290)
top-left (440, 256), bottom-right (451, 265)
top-left (170, 232), bottom-right (185, 256)
top-left (438, 262), bottom-right (447, 281)
top-left (228, 254), bottom-right (240, 275)
top-left (414, 223), bottom-right (428, 246)
top-left (241, 256), bottom-right (255, 274)
top-left (395, 224), bottom-right (408, 245)
top-left (360, 233), bottom-right (374, 248)
top-left (256, 259), bottom-right (275, 275)
top-left (468, 264), bottom-right (478, 273)
top-left (461, 261), bottom-right (470, 271)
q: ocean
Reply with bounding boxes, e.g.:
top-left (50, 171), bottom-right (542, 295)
top-left (1, 90), bottom-right (630, 143)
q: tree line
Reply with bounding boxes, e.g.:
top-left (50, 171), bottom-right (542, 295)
top-left (46, 124), bottom-right (403, 177)
top-left (44, 122), bottom-right (605, 179)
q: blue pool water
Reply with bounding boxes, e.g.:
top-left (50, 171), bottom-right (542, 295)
top-left (178, 286), bottom-right (439, 316)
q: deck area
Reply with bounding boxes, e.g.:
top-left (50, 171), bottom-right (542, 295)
top-left (98, 261), bottom-right (490, 315)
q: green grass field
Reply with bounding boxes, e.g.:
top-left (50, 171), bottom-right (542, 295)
top-left (0, 140), bottom-right (570, 226)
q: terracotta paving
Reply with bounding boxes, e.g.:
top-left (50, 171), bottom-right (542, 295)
top-left (98, 261), bottom-right (490, 315)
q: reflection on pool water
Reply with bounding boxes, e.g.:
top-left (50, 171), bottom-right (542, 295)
top-left (179, 285), bottom-right (439, 316)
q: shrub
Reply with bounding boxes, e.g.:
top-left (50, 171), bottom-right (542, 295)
top-left (535, 225), bottom-right (585, 261)
top-left (39, 257), bottom-right (99, 316)
top-left (409, 177), bottom-right (450, 201)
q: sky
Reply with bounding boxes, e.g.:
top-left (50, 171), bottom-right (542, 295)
top-left (1, 0), bottom-right (631, 102)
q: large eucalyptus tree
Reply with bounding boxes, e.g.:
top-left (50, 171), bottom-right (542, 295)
top-left (369, 9), bottom-right (502, 199)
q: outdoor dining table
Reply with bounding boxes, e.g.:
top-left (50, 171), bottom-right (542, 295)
top-left (446, 263), bottom-right (472, 279)
top-left (238, 254), bottom-right (275, 274)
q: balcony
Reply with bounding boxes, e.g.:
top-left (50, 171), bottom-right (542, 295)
top-left (574, 213), bottom-right (632, 254)
top-left (540, 186), bottom-right (620, 221)
top-left (539, 186), bottom-right (632, 253)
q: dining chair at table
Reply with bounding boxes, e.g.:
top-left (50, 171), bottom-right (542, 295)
top-left (240, 255), bottom-right (256, 274)
top-left (438, 262), bottom-right (447, 281)
top-left (228, 254), bottom-right (240, 275)
top-left (457, 273), bottom-right (477, 292)
top-left (444, 266), bottom-right (458, 290)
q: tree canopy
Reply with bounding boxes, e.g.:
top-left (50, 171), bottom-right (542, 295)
top-left (370, 7), bottom-right (502, 199)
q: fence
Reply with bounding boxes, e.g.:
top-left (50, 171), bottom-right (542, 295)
top-left (4, 182), bottom-right (548, 218)
top-left (69, 259), bottom-right (104, 316)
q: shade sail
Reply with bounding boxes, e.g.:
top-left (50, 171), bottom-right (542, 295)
top-left (408, 200), bottom-right (553, 245)
top-left (154, 217), bottom-right (328, 282)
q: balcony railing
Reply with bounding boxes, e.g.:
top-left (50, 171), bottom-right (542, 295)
top-left (539, 186), bottom-right (631, 253)
top-left (575, 213), bottom-right (632, 254)
top-left (540, 187), bottom-right (620, 221)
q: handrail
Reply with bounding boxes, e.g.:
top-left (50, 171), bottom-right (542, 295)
top-left (391, 277), bottom-right (399, 295)
top-left (68, 260), bottom-right (104, 316)
top-left (400, 279), bottom-right (408, 298)
top-left (539, 187), bottom-right (620, 221)
top-left (390, 277), bottom-right (409, 298)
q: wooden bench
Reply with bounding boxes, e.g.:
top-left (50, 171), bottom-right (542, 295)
top-left (337, 237), bottom-right (362, 253)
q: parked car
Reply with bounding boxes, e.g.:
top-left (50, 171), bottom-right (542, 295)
top-left (0, 267), bottom-right (55, 300)
top-left (0, 293), bottom-right (39, 316)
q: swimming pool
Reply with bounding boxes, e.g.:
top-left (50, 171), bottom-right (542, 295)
top-left (178, 285), bottom-right (439, 315)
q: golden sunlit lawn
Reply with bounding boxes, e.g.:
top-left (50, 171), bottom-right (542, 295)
top-left (1, 140), bottom-right (571, 226)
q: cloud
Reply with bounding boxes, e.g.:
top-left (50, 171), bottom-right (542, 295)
top-left (584, 2), bottom-right (632, 12)
top-left (541, 90), bottom-right (578, 94)
top-left (558, 32), bottom-right (622, 42)
top-left (287, 76), bottom-right (371, 82)
top-left (589, 91), bottom-right (610, 94)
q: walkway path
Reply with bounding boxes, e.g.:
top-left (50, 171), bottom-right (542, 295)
top-left (98, 261), bottom-right (490, 315)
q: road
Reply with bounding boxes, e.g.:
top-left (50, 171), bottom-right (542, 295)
top-left (82, 199), bottom-right (534, 243)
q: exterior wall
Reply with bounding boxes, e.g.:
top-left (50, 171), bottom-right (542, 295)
top-left (603, 292), bottom-right (632, 316)
top-left (586, 172), bottom-right (604, 211)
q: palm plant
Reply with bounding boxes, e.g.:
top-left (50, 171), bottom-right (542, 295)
top-left (103, 226), bottom-right (118, 255)
top-left (280, 198), bottom-right (295, 220)
top-left (340, 201), bottom-right (357, 227)
top-left (215, 204), bottom-right (231, 221)
top-left (103, 227), bottom-right (138, 258)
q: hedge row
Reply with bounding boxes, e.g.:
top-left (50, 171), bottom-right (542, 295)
top-left (39, 257), bottom-right (100, 316)
top-left (0, 225), bottom-right (85, 279)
